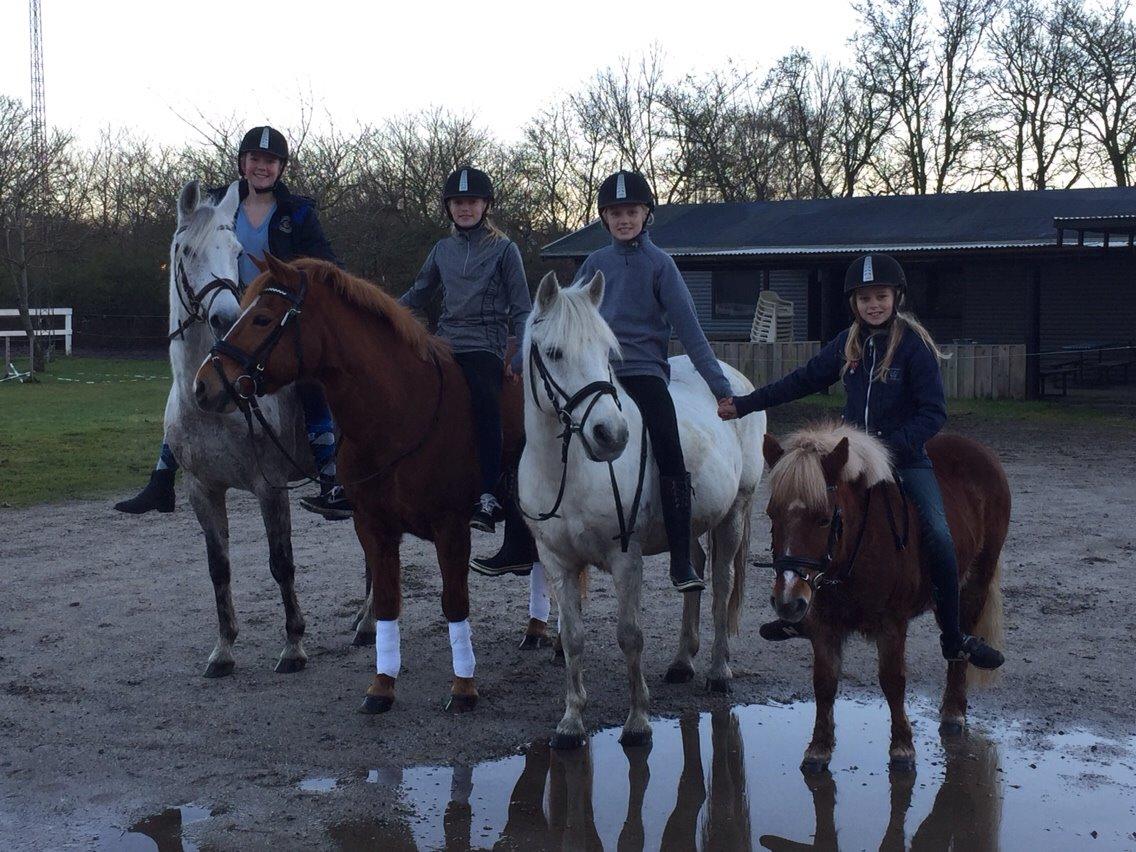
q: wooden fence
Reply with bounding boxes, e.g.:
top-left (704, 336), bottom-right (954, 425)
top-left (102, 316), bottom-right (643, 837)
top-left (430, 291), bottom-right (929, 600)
top-left (669, 341), bottom-right (1028, 400)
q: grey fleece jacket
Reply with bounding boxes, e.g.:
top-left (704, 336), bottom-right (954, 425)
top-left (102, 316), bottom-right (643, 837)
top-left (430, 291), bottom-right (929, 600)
top-left (576, 231), bottom-right (733, 400)
top-left (399, 224), bottom-right (531, 362)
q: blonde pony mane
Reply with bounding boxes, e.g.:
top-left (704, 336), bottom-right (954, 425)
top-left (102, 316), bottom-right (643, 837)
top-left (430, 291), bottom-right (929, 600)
top-left (769, 422), bottom-right (894, 512)
top-left (243, 258), bottom-right (451, 363)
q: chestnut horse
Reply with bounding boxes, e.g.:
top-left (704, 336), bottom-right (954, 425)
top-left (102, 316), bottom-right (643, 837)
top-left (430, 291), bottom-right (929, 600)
top-left (760, 424), bottom-right (1009, 772)
top-left (193, 254), bottom-right (521, 714)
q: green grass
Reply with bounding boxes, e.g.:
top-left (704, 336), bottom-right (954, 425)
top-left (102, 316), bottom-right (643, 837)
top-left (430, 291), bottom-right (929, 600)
top-left (0, 356), bottom-right (171, 508)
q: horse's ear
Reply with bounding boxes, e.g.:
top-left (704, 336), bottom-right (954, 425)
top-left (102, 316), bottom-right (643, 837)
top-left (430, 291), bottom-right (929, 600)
top-left (763, 433), bottom-right (784, 468)
top-left (217, 181), bottom-right (240, 220)
top-left (177, 180), bottom-right (200, 222)
top-left (263, 252), bottom-right (293, 283)
top-left (821, 437), bottom-right (850, 485)
top-left (536, 271), bottom-right (560, 312)
top-left (251, 255), bottom-right (268, 273)
top-left (583, 270), bottom-right (605, 307)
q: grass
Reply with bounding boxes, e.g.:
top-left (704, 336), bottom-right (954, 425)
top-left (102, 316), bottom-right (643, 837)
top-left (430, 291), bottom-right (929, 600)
top-left (0, 356), bottom-right (171, 508)
top-left (1, 356), bottom-right (1132, 509)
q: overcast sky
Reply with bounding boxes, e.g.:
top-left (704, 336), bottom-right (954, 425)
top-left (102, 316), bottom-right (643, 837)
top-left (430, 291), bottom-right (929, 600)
top-left (1, 0), bottom-right (859, 147)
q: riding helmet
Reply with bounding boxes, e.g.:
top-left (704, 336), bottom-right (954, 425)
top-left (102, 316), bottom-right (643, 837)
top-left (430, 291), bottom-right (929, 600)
top-left (597, 170), bottom-right (655, 214)
top-left (844, 254), bottom-right (907, 298)
top-left (238, 126), bottom-right (289, 174)
top-left (442, 167), bottom-right (495, 203)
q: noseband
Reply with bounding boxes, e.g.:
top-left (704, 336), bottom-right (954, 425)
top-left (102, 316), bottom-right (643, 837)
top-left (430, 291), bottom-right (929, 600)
top-left (522, 333), bottom-right (648, 553)
top-left (169, 256), bottom-right (240, 341)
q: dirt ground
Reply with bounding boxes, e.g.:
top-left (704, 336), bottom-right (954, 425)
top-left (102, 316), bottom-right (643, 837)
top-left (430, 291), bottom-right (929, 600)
top-left (1, 403), bottom-right (1134, 850)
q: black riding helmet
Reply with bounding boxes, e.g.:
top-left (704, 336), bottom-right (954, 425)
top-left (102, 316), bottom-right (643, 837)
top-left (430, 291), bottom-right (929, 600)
top-left (597, 170), bottom-right (655, 214)
top-left (845, 254), bottom-right (907, 299)
top-left (443, 167), bottom-right (494, 203)
top-left (237, 126), bottom-right (289, 176)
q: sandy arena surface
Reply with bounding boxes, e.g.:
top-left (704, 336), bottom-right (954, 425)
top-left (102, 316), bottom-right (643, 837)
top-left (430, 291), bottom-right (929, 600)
top-left (1, 403), bottom-right (1134, 849)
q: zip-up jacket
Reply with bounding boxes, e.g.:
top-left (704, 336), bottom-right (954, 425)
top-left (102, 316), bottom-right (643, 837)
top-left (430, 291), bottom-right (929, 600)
top-left (399, 224), bottom-right (531, 363)
top-left (576, 231), bottom-right (733, 400)
top-left (209, 180), bottom-right (340, 268)
top-left (733, 325), bottom-right (947, 468)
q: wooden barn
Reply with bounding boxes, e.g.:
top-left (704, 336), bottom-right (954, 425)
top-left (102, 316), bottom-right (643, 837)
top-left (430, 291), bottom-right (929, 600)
top-left (542, 188), bottom-right (1136, 398)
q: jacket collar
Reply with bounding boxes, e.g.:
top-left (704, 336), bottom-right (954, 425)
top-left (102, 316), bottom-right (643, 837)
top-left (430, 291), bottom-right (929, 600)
top-left (454, 221), bottom-right (488, 244)
top-left (610, 229), bottom-right (652, 253)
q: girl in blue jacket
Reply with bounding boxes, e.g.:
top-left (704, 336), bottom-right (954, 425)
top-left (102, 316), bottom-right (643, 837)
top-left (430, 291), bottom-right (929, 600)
top-left (399, 167), bottom-right (533, 533)
top-left (719, 254), bottom-right (1003, 669)
top-left (115, 126), bottom-right (350, 521)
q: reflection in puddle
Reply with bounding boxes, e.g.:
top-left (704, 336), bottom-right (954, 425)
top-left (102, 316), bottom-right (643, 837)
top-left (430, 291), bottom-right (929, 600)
top-left (97, 804), bottom-right (212, 852)
top-left (328, 698), bottom-right (1136, 850)
top-left (299, 776), bottom-right (340, 793)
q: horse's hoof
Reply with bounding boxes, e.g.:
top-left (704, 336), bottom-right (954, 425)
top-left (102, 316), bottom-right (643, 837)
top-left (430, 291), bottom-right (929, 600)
top-left (445, 694), bottom-right (478, 714)
top-left (519, 633), bottom-right (553, 651)
top-left (359, 694), bottom-right (394, 714)
top-left (800, 757), bottom-right (830, 775)
top-left (939, 718), bottom-right (965, 736)
top-left (549, 732), bottom-right (587, 750)
top-left (352, 632), bottom-right (375, 648)
top-left (619, 730), bottom-right (652, 748)
top-left (706, 677), bottom-right (732, 694)
top-left (888, 756), bottom-right (917, 773)
top-left (664, 663), bottom-right (694, 684)
top-left (274, 657), bottom-right (306, 674)
top-left (203, 660), bottom-right (235, 679)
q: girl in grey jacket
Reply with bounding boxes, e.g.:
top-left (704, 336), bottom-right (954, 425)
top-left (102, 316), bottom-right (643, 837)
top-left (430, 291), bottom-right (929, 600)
top-left (399, 167), bottom-right (532, 532)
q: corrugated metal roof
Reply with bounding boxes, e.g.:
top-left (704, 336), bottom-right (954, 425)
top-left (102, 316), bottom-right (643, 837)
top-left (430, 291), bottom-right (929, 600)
top-left (542, 187), bottom-right (1136, 259)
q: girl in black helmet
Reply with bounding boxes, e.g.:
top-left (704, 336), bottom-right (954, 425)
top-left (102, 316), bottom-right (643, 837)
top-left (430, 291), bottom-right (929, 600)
top-left (399, 167), bottom-right (533, 533)
top-left (573, 169), bottom-right (736, 593)
top-left (718, 254), bottom-right (1004, 670)
top-left (115, 125), bottom-right (351, 521)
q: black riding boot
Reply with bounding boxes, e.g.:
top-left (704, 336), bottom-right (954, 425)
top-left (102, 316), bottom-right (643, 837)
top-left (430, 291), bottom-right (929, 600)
top-left (470, 489), bottom-right (537, 577)
top-left (659, 473), bottom-right (705, 593)
top-left (114, 469), bottom-right (175, 514)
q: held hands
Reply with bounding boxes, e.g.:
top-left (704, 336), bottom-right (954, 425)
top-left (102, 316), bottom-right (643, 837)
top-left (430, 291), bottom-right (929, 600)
top-left (717, 397), bottom-right (738, 420)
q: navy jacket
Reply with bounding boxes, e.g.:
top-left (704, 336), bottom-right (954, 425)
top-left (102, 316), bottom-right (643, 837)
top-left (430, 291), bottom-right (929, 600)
top-left (209, 180), bottom-right (340, 268)
top-left (734, 325), bottom-right (947, 468)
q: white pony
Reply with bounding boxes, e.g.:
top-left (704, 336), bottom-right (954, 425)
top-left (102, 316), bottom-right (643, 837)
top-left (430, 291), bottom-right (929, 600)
top-left (519, 271), bottom-right (766, 748)
top-left (165, 180), bottom-right (371, 677)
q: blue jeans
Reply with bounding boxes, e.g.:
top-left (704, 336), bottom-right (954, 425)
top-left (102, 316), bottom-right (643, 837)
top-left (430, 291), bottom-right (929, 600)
top-left (156, 384), bottom-right (338, 477)
top-left (898, 466), bottom-right (961, 643)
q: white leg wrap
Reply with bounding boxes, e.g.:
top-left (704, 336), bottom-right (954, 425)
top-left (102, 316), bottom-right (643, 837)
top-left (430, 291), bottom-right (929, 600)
top-left (375, 619), bottom-right (401, 678)
top-left (448, 619), bottom-right (476, 679)
top-left (528, 561), bottom-right (551, 623)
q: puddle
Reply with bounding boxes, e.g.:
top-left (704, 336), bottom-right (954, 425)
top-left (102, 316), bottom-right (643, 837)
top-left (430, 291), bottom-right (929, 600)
top-left (95, 804), bottom-right (211, 851)
top-left (299, 776), bottom-right (340, 793)
top-left (325, 698), bottom-right (1136, 850)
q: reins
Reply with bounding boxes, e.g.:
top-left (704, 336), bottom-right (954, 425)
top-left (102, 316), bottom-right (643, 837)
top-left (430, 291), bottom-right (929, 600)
top-left (521, 338), bottom-right (648, 553)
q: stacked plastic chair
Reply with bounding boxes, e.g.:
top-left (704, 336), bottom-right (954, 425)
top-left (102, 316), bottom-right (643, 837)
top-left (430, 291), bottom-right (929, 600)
top-left (749, 289), bottom-right (795, 343)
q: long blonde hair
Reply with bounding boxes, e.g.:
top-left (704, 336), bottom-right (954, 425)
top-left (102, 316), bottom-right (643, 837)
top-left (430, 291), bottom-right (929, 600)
top-left (841, 296), bottom-right (947, 382)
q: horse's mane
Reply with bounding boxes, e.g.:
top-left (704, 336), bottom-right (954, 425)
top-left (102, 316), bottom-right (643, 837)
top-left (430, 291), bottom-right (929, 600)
top-left (769, 422), bottom-right (894, 512)
top-left (530, 278), bottom-right (622, 359)
top-left (243, 258), bottom-right (451, 363)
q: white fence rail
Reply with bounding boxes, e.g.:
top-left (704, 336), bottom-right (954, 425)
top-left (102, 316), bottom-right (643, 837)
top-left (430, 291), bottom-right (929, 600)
top-left (1, 308), bottom-right (73, 361)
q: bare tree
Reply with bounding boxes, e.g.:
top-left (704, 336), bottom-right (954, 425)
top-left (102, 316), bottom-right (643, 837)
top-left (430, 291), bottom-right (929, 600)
top-left (1066, 0), bottom-right (1136, 186)
top-left (988, 0), bottom-right (1083, 189)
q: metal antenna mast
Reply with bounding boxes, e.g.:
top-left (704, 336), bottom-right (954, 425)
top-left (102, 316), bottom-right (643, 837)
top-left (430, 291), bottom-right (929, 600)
top-left (29, 0), bottom-right (47, 181)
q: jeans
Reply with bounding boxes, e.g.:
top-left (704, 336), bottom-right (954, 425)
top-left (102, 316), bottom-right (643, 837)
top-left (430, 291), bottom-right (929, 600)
top-left (898, 466), bottom-right (961, 642)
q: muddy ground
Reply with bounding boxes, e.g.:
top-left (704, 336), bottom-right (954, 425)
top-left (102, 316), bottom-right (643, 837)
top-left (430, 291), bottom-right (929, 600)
top-left (1, 402), bottom-right (1134, 850)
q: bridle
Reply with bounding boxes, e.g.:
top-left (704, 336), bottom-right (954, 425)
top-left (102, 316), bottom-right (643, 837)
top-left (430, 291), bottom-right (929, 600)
top-left (208, 270), bottom-right (446, 492)
top-left (168, 237), bottom-right (241, 342)
top-left (522, 331), bottom-right (648, 553)
top-left (753, 480), bottom-right (909, 598)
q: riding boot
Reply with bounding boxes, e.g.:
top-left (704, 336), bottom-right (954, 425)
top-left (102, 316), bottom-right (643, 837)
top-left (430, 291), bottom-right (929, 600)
top-left (932, 581), bottom-right (1004, 670)
top-left (470, 484), bottom-right (537, 577)
top-left (659, 473), bottom-right (705, 593)
top-left (114, 469), bottom-right (175, 514)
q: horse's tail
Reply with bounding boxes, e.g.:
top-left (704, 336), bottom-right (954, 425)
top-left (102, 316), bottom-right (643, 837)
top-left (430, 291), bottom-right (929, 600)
top-left (968, 556), bottom-right (1004, 689)
top-left (727, 506), bottom-right (750, 636)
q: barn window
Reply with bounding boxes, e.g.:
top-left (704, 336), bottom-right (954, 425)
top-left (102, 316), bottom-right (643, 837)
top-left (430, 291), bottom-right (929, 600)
top-left (712, 270), bottom-right (762, 320)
